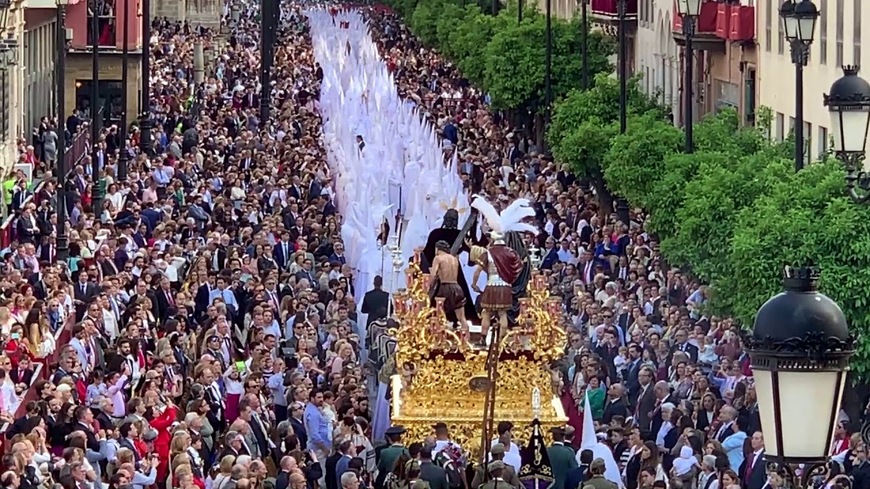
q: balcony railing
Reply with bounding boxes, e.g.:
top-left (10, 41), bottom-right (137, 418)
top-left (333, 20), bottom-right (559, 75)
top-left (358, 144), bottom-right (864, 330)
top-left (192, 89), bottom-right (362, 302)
top-left (87, 15), bottom-right (117, 47)
top-left (673, 1), bottom-right (719, 34)
top-left (589, 0), bottom-right (638, 17)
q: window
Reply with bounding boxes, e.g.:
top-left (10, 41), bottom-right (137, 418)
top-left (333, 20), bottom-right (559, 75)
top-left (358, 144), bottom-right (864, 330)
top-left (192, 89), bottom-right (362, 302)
top-left (803, 121), bottom-right (812, 165)
top-left (716, 80), bottom-right (740, 111)
top-left (88, 0), bottom-right (117, 48)
top-left (777, 7), bottom-right (785, 54)
top-left (836, 0), bottom-right (844, 66)
top-left (819, 126), bottom-right (829, 158)
top-left (776, 112), bottom-right (785, 140)
top-left (854, 0), bottom-right (862, 64)
top-left (820, 0), bottom-right (828, 64)
top-left (744, 68), bottom-right (757, 125)
top-left (765, 0), bottom-right (772, 51)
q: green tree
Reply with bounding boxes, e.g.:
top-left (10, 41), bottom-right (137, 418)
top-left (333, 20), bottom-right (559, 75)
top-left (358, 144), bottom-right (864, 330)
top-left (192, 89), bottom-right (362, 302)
top-left (660, 149), bottom-right (792, 284)
top-left (548, 74), bottom-right (661, 213)
top-left (603, 112), bottom-right (684, 209)
top-left (714, 161), bottom-right (870, 375)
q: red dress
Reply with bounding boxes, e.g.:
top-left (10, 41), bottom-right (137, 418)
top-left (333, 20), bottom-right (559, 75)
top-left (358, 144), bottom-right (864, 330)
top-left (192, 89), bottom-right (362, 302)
top-left (151, 405), bottom-right (178, 483)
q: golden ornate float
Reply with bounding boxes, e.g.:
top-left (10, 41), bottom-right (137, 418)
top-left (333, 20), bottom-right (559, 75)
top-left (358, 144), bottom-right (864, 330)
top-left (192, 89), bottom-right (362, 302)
top-left (388, 252), bottom-right (568, 454)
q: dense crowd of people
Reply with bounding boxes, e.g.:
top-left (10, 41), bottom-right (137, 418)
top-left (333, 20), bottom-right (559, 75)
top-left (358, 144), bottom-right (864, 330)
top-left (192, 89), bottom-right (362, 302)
top-left (0, 3), bottom-right (860, 489)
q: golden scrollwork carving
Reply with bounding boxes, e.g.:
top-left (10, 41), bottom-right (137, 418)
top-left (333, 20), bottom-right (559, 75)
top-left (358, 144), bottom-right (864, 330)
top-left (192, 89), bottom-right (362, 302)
top-left (388, 257), bottom-right (569, 455)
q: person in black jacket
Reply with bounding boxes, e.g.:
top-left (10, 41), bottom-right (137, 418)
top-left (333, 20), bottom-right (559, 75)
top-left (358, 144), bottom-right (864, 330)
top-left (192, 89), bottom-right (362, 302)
top-left (361, 276), bottom-right (390, 327)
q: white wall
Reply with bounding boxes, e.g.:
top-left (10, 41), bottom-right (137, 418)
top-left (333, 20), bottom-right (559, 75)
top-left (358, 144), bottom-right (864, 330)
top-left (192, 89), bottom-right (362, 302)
top-left (757, 0), bottom-right (866, 162)
top-left (635, 0), bottom-right (678, 115)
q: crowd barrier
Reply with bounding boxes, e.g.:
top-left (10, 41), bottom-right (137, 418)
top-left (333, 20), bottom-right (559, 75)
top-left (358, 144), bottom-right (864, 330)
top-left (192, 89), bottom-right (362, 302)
top-left (0, 130), bottom-right (91, 250)
top-left (0, 309), bottom-right (73, 448)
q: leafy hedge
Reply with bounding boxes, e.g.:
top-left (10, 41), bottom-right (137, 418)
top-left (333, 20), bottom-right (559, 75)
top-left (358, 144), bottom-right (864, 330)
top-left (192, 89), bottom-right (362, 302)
top-left (548, 78), bottom-right (870, 375)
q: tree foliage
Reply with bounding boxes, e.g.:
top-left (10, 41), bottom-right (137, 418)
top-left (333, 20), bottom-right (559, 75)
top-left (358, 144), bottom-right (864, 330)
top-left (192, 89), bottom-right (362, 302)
top-left (393, 0), bottom-right (614, 112)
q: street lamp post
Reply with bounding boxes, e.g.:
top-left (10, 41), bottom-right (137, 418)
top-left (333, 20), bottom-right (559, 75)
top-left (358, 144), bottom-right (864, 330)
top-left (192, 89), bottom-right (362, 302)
top-left (824, 66), bottom-right (870, 203)
top-left (545, 0), bottom-right (552, 109)
top-left (55, 0), bottom-right (69, 261)
top-left (676, 0), bottom-right (700, 153)
top-left (580, 0), bottom-right (588, 90)
top-left (617, 0), bottom-right (626, 133)
top-left (517, 0), bottom-right (522, 24)
top-left (745, 266), bottom-right (853, 482)
top-left (139, 0), bottom-right (151, 155)
top-left (90, 0), bottom-right (101, 214)
top-left (117, 0), bottom-right (129, 182)
top-left (780, 0), bottom-right (819, 172)
top-left (259, 0), bottom-right (273, 127)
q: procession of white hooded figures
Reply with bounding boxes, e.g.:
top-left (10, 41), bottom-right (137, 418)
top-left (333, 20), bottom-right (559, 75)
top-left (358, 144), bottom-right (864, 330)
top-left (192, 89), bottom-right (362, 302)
top-left (307, 8), bottom-right (622, 486)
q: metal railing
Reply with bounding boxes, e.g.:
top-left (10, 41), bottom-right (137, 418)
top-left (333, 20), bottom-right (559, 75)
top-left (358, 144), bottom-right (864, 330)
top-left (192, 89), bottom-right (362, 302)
top-left (0, 130), bottom-right (90, 249)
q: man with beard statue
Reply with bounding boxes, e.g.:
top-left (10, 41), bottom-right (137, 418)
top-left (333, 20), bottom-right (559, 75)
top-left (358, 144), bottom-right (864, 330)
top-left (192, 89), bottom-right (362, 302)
top-left (421, 208), bottom-right (479, 324)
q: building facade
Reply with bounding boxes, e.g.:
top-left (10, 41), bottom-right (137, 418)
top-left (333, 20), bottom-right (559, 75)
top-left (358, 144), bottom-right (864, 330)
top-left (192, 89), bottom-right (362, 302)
top-left (757, 0), bottom-right (863, 164)
top-left (61, 0), bottom-right (143, 126)
top-left (0, 0), bottom-right (27, 172)
top-left (23, 8), bottom-right (57, 139)
top-left (636, 0), bottom-right (678, 115)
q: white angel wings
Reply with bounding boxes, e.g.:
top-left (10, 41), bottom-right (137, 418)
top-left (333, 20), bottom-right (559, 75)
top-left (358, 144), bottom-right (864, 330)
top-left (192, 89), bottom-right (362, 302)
top-left (470, 195), bottom-right (539, 236)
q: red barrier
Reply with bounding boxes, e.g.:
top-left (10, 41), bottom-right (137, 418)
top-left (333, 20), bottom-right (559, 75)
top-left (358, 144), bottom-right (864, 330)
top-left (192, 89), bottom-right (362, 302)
top-left (0, 310), bottom-right (72, 449)
top-left (0, 130), bottom-right (90, 250)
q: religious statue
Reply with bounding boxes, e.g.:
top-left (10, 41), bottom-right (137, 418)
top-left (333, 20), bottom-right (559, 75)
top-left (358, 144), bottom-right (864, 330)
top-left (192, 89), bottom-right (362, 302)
top-left (421, 208), bottom-right (479, 323)
top-left (429, 240), bottom-right (469, 339)
top-left (468, 196), bottom-right (538, 342)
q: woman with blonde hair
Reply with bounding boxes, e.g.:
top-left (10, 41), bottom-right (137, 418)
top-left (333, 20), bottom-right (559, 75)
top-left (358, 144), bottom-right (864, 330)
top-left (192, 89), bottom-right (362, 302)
top-left (208, 455), bottom-right (236, 489)
top-left (0, 307), bottom-right (15, 337)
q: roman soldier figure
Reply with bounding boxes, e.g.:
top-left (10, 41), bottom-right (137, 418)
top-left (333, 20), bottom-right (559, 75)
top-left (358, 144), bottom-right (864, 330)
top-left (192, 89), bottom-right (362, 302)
top-left (469, 196), bottom-right (538, 342)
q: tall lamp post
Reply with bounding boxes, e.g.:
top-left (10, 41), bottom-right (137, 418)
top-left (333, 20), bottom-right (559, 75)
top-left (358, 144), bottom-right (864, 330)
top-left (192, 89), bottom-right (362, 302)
top-left (617, 0), bottom-right (627, 133)
top-left (117, 0), bottom-right (129, 182)
top-left (55, 0), bottom-right (69, 261)
top-left (745, 266), bottom-right (853, 483)
top-left (517, 0), bottom-right (522, 24)
top-left (580, 0), bottom-right (588, 90)
top-left (780, 0), bottom-right (819, 172)
top-left (824, 66), bottom-right (870, 203)
top-left (675, 0), bottom-right (700, 153)
top-left (139, 0), bottom-right (151, 155)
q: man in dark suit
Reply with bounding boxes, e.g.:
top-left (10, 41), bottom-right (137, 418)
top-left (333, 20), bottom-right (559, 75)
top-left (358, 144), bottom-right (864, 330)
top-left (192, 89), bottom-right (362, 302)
top-left (288, 402), bottom-right (308, 449)
top-left (361, 276), bottom-right (390, 327)
top-left (195, 273), bottom-right (216, 318)
top-left (714, 406), bottom-right (738, 443)
top-left (73, 273), bottom-right (98, 321)
top-left (10, 357), bottom-right (34, 386)
top-left (73, 405), bottom-right (101, 452)
top-left (276, 455), bottom-right (296, 489)
top-left (602, 384), bottom-right (629, 425)
top-left (739, 430), bottom-right (766, 489)
top-left (670, 328), bottom-right (699, 364)
top-left (547, 427), bottom-right (578, 489)
top-left (274, 233), bottom-right (294, 270)
top-left (650, 381), bottom-right (675, 436)
top-left (325, 441), bottom-right (344, 489)
top-left (634, 367), bottom-right (656, 432)
top-left (418, 445), bottom-right (448, 489)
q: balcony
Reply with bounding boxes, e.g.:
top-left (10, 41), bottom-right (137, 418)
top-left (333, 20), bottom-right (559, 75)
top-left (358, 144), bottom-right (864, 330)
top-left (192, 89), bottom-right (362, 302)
top-left (728, 4), bottom-right (755, 41)
top-left (66, 0), bottom-right (141, 52)
top-left (589, 0), bottom-right (638, 33)
top-left (672, 0), bottom-right (726, 51)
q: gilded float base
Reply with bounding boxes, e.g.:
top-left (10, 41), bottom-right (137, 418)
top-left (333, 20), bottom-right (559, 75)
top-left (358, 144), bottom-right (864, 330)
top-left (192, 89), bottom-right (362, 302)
top-left (390, 351), bottom-right (568, 456)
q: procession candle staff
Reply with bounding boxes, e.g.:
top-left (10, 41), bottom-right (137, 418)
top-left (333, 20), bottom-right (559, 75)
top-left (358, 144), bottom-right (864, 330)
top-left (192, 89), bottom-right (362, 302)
top-left (468, 196), bottom-right (539, 343)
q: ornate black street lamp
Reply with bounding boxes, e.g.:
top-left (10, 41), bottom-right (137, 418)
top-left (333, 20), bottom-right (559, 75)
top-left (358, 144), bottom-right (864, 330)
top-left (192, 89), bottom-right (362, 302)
top-left (745, 267), bottom-right (853, 479)
top-left (675, 0), bottom-right (700, 153)
top-left (824, 66), bottom-right (870, 203)
top-left (56, 0), bottom-right (70, 261)
top-left (780, 0), bottom-right (818, 171)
